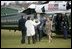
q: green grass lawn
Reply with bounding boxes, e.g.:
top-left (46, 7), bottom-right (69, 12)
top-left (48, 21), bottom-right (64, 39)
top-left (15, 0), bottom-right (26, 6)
top-left (1, 29), bottom-right (71, 48)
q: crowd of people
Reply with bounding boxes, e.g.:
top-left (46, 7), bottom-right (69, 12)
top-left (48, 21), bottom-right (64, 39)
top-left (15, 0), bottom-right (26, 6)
top-left (54, 13), bottom-right (70, 39)
top-left (18, 13), bottom-right (70, 44)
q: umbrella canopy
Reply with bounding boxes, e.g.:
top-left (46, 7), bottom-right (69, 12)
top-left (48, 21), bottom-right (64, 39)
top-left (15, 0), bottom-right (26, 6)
top-left (21, 8), bottom-right (36, 15)
top-left (28, 4), bottom-right (36, 9)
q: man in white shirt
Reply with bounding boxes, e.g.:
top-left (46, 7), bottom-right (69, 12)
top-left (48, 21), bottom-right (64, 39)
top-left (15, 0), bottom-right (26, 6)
top-left (25, 16), bottom-right (40, 44)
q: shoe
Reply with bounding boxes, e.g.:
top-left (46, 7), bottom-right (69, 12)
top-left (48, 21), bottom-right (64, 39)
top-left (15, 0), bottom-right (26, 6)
top-left (49, 38), bottom-right (52, 43)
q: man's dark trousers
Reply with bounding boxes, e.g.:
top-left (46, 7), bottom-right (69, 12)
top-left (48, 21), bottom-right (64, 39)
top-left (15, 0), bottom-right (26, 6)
top-left (21, 30), bottom-right (26, 44)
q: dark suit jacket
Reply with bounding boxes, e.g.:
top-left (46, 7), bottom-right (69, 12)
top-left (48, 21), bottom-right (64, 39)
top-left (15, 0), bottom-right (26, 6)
top-left (18, 18), bottom-right (26, 31)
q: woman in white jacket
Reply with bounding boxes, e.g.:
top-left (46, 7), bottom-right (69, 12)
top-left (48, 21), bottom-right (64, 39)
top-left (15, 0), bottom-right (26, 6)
top-left (25, 16), bottom-right (40, 44)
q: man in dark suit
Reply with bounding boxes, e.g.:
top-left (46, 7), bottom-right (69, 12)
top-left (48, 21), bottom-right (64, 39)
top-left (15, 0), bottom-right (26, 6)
top-left (61, 14), bottom-right (68, 39)
top-left (18, 16), bottom-right (26, 44)
top-left (55, 13), bottom-right (62, 34)
top-left (37, 16), bottom-right (47, 41)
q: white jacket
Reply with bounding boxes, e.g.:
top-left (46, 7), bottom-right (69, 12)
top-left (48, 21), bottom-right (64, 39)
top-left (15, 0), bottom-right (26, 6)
top-left (25, 20), bottom-right (40, 36)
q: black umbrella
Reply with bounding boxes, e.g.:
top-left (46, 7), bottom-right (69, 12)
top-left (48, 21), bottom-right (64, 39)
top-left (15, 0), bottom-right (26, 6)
top-left (41, 6), bottom-right (45, 13)
top-left (21, 8), bottom-right (36, 15)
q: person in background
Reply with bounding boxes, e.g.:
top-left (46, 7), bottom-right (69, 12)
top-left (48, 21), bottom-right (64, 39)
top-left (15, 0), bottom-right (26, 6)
top-left (61, 14), bottom-right (68, 39)
top-left (25, 16), bottom-right (40, 44)
top-left (55, 13), bottom-right (62, 34)
top-left (32, 16), bottom-right (39, 42)
top-left (65, 13), bottom-right (69, 34)
top-left (18, 16), bottom-right (27, 44)
top-left (37, 15), bottom-right (47, 41)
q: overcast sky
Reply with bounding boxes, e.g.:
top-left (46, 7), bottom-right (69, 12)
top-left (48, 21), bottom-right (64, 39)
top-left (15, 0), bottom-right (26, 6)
top-left (1, 1), bottom-right (38, 5)
top-left (1, 1), bottom-right (69, 5)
